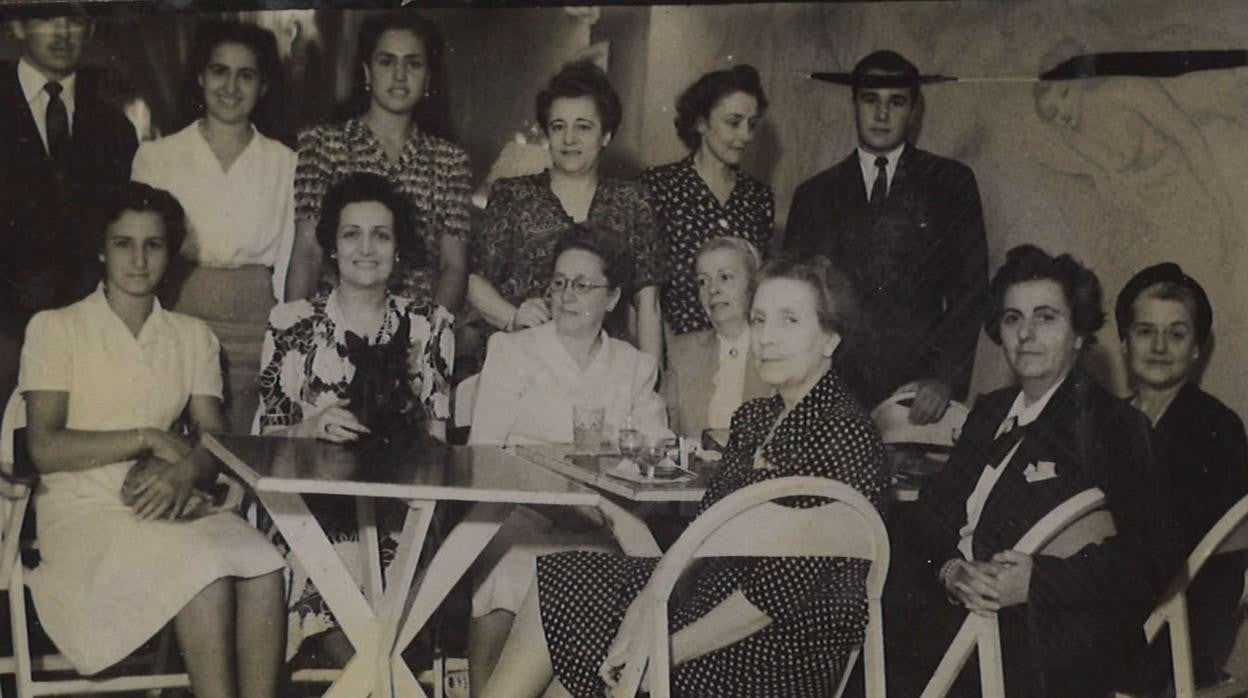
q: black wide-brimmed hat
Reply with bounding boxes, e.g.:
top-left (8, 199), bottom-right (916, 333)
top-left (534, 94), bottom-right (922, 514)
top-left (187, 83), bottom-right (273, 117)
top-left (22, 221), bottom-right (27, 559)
top-left (810, 49), bottom-right (956, 88)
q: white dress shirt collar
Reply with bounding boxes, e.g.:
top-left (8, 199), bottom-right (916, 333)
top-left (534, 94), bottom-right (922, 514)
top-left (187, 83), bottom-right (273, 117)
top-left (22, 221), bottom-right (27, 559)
top-left (18, 57), bottom-right (77, 151)
top-left (856, 142), bottom-right (905, 200)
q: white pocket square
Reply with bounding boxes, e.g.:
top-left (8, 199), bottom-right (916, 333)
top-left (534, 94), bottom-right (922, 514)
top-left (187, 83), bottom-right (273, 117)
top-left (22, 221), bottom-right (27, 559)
top-left (1023, 460), bottom-right (1058, 483)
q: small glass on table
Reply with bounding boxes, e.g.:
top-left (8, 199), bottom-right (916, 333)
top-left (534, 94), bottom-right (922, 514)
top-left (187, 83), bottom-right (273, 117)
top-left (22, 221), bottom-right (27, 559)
top-left (572, 404), bottom-right (606, 455)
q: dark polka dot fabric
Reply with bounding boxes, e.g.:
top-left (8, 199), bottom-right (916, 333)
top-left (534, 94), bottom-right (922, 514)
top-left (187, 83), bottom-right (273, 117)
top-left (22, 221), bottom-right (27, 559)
top-left (641, 157), bottom-right (775, 336)
top-left (536, 369), bottom-right (887, 697)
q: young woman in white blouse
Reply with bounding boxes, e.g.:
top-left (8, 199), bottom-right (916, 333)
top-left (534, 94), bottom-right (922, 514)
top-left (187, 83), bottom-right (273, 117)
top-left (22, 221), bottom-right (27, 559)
top-left (131, 20), bottom-right (296, 433)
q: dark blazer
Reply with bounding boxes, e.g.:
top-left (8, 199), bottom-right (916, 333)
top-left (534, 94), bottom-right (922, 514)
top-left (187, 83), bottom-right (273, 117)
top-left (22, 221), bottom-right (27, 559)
top-left (661, 329), bottom-right (771, 438)
top-left (0, 63), bottom-right (138, 331)
top-left (1143, 382), bottom-right (1248, 685)
top-left (908, 370), bottom-right (1176, 696)
top-left (783, 145), bottom-right (988, 409)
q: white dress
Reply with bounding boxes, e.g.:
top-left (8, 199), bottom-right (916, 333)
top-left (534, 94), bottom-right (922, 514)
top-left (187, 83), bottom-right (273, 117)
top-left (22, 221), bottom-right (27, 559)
top-left (466, 323), bottom-right (671, 616)
top-left (17, 289), bottom-right (285, 675)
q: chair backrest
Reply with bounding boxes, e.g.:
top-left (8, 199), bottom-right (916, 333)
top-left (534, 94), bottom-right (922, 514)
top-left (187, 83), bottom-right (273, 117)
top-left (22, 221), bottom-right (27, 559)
top-left (629, 476), bottom-right (890, 698)
top-left (453, 373), bottom-right (480, 429)
top-left (921, 488), bottom-right (1108, 698)
top-left (1, 391), bottom-right (26, 471)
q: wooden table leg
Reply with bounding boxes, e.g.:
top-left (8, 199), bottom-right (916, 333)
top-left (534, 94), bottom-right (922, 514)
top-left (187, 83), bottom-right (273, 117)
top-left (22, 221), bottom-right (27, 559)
top-left (259, 491), bottom-right (380, 698)
top-left (392, 501), bottom-right (516, 681)
top-left (373, 502), bottom-right (435, 698)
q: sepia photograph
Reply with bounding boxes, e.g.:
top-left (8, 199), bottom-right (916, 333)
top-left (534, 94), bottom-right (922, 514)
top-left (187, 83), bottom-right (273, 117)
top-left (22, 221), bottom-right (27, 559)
top-left (0, 0), bottom-right (1246, 695)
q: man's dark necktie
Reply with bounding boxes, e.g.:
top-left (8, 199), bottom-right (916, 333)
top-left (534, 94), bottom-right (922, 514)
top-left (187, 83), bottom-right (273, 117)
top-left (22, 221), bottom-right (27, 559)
top-left (45, 81), bottom-right (69, 181)
top-left (869, 155), bottom-right (889, 207)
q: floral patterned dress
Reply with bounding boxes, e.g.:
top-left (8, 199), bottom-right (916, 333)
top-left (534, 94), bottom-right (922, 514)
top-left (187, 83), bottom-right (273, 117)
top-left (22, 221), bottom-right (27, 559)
top-left (255, 289), bottom-right (453, 654)
top-left (535, 369), bottom-right (887, 697)
top-left (640, 157), bottom-right (774, 335)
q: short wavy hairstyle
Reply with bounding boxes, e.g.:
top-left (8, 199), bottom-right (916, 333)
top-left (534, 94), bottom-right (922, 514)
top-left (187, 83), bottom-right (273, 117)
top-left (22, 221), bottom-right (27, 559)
top-left (182, 20), bottom-right (282, 135)
top-left (536, 60), bottom-right (623, 138)
top-left (673, 64), bottom-right (768, 151)
top-left (984, 244), bottom-right (1105, 345)
top-left (695, 235), bottom-right (763, 295)
top-left (551, 222), bottom-right (635, 293)
top-left (314, 173), bottom-right (418, 264)
top-left (755, 254), bottom-right (858, 339)
top-left (1115, 262), bottom-right (1213, 347)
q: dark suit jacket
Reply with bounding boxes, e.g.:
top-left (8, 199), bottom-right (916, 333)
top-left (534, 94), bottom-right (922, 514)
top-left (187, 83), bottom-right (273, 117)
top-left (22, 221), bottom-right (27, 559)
top-left (0, 63), bottom-right (138, 331)
top-left (661, 329), bottom-right (771, 438)
top-left (908, 370), bottom-right (1176, 696)
top-left (783, 145), bottom-right (988, 409)
top-left (1144, 383), bottom-right (1248, 684)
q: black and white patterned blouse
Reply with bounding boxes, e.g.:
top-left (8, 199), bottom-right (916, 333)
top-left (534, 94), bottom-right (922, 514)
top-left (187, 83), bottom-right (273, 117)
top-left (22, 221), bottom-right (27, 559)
top-left (641, 156), bottom-right (775, 335)
top-left (294, 118), bottom-right (473, 306)
top-left (534, 368), bottom-right (886, 697)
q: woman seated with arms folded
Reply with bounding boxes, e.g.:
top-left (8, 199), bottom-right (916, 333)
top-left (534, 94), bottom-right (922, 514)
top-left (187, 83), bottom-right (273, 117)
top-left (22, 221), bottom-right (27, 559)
top-left (466, 222), bottom-right (670, 690)
top-left (20, 182), bottom-right (285, 697)
top-left (663, 236), bottom-right (771, 442)
top-left (1116, 263), bottom-right (1248, 689)
top-left (886, 244), bottom-right (1176, 697)
top-left (479, 255), bottom-right (888, 698)
top-left (256, 173), bottom-right (453, 664)
top-left (467, 60), bottom-right (665, 359)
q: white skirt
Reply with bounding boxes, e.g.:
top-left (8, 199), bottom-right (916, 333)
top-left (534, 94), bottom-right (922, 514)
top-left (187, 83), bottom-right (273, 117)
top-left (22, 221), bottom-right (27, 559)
top-left (28, 464), bottom-right (285, 675)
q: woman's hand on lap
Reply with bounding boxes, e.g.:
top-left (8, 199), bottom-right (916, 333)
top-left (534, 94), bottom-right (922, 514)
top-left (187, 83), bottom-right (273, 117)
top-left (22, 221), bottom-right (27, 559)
top-left (128, 458), bottom-right (198, 520)
top-left (600, 596), bottom-right (652, 691)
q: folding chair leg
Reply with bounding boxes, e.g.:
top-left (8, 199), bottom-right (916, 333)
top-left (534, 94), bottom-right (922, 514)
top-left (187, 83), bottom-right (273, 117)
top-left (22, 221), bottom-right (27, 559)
top-left (10, 565), bottom-right (32, 698)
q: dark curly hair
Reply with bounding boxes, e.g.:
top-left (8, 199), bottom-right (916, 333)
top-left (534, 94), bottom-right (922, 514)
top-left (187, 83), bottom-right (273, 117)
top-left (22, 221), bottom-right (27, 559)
top-left (93, 182), bottom-right (189, 299)
top-left (755, 254), bottom-right (858, 339)
top-left (674, 64), bottom-right (768, 152)
top-left (315, 173), bottom-right (418, 268)
top-left (536, 60), bottom-right (622, 138)
top-left (984, 244), bottom-right (1105, 345)
top-left (182, 20), bottom-right (283, 137)
top-left (351, 12), bottom-right (452, 141)
top-left (1115, 262), bottom-right (1213, 347)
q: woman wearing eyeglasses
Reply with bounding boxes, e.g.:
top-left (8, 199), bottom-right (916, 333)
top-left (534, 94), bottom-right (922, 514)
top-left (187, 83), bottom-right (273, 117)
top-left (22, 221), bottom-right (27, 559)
top-left (466, 223), bottom-right (670, 689)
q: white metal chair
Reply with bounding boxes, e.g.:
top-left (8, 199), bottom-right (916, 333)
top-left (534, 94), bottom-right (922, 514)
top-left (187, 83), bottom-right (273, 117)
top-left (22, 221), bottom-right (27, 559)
top-left (453, 373), bottom-right (480, 430)
top-left (0, 392), bottom-right (193, 697)
top-left (921, 487), bottom-right (1115, 697)
top-left (1113, 492), bottom-right (1248, 698)
top-left (615, 476), bottom-right (891, 698)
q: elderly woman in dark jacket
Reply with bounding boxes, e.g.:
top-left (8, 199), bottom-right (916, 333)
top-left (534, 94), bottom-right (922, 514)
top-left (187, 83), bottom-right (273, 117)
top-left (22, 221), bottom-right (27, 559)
top-left (887, 245), bottom-right (1177, 697)
top-left (1116, 262), bottom-right (1248, 688)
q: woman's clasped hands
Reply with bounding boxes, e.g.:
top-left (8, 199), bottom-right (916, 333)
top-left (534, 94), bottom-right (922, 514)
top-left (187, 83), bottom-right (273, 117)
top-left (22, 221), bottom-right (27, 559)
top-left (943, 551), bottom-right (1034, 617)
top-left (122, 429), bottom-right (202, 521)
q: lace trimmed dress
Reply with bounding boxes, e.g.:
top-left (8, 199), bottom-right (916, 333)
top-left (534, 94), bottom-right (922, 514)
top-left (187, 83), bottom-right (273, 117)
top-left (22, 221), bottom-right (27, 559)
top-left (17, 288), bottom-right (285, 675)
top-left (255, 289), bottom-right (453, 654)
top-left (534, 369), bottom-right (886, 697)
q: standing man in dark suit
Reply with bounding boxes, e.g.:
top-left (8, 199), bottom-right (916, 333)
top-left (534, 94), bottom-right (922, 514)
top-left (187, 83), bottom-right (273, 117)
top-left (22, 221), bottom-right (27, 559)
top-left (784, 50), bottom-right (988, 422)
top-left (0, 10), bottom-right (138, 402)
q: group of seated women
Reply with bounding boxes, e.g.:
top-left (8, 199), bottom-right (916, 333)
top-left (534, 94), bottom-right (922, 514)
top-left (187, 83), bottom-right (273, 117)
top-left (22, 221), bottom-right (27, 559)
top-left (8, 10), bottom-right (1248, 698)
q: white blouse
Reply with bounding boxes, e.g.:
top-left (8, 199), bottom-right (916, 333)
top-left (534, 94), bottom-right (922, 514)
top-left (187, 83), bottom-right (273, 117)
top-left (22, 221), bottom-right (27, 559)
top-left (468, 322), bottom-right (670, 447)
top-left (131, 122), bottom-right (296, 300)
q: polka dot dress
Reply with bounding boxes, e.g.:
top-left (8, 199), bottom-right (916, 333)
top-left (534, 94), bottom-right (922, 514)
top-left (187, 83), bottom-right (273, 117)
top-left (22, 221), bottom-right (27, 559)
top-left (536, 369), bottom-right (887, 697)
top-left (642, 157), bottom-right (775, 336)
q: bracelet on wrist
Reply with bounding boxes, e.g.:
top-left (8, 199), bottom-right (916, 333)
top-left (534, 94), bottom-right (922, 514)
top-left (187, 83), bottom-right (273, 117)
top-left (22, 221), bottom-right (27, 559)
top-left (505, 309), bottom-right (518, 332)
top-left (135, 428), bottom-right (147, 454)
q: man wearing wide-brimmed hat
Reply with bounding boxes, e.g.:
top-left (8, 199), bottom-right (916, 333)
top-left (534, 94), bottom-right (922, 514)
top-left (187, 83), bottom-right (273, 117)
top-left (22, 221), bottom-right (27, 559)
top-left (784, 50), bottom-right (988, 427)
